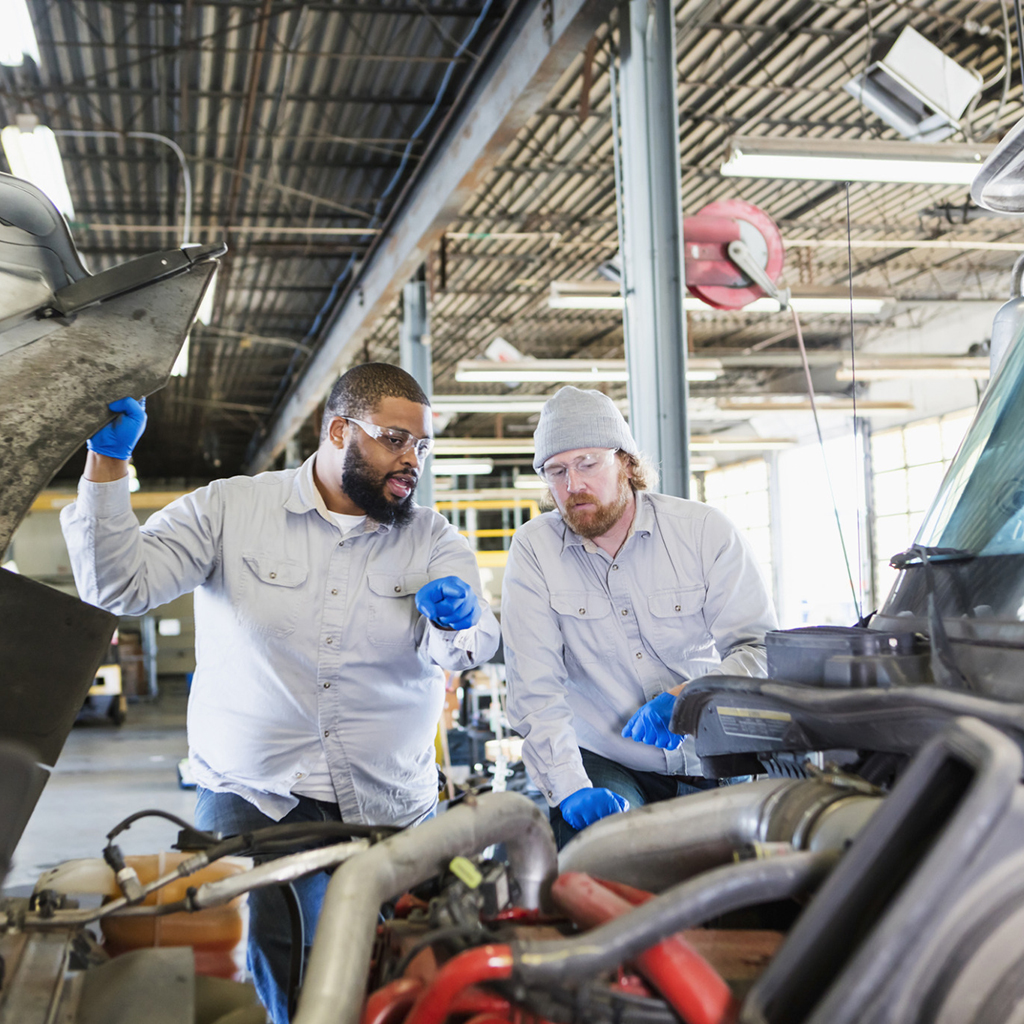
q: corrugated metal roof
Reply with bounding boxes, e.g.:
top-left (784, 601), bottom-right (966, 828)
top-left (5, 0), bottom-right (1019, 479)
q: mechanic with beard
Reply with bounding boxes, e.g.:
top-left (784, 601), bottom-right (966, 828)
top-left (61, 363), bottom-right (499, 1022)
top-left (501, 387), bottom-right (777, 848)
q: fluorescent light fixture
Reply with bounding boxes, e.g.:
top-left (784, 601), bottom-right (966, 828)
top-left (433, 394), bottom-right (631, 416)
top-left (549, 285), bottom-right (891, 315)
top-left (689, 457), bottom-right (718, 472)
top-left (455, 358), bottom-right (722, 384)
top-left (434, 438), bottom-right (537, 456)
top-left (171, 338), bottom-right (189, 377)
top-left (715, 399), bottom-right (914, 416)
top-left (721, 135), bottom-right (992, 185)
top-left (0, 0), bottom-right (40, 67)
top-left (514, 474), bottom-right (545, 489)
top-left (689, 437), bottom-right (796, 451)
top-left (431, 458), bottom-right (494, 475)
top-left (835, 355), bottom-right (990, 380)
top-left (2, 117), bottom-right (74, 218)
top-left (196, 269), bottom-right (217, 325)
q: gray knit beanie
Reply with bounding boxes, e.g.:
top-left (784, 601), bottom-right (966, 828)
top-left (532, 386), bottom-right (639, 471)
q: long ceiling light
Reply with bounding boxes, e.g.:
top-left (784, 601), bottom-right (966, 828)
top-left (835, 355), bottom-right (990, 380)
top-left (455, 358), bottom-right (723, 384)
top-left (549, 284), bottom-right (891, 315)
top-left (1, 116), bottom-right (74, 218)
top-left (720, 135), bottom-right (992, 185)
top-left (431, 458), bottom-right (495, 475)
top-left (0, 0), bottom-right (40, 67)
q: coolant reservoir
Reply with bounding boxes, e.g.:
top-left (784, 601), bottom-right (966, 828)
top-left (99, 852), bottom-right (249, 980)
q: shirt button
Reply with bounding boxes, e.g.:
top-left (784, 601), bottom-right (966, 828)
top-left (612, 564), bottom-right (619, 570)
top-left (324, 682), bottom-right (331, 689)
top-left (324, 730), bottom-right (330, 738)
top-left (326, 637), bottom-right (333, 644)
top-left (269, 571), bottom-right (277, 579)
top-left (331, 588), bottom-right (338, 595)
top-left (579, 608), bottom-right (586, 615)
top-left (395, 585), bottom-right (402, 593)
top-left (621, 609), bottom-right (628, 616)
top-left (294, 772), bottom-right (304, 778)
top-left (339, 541), bottom-right (344, 547)
top-left (636, 652), bottom-right (643, 660)
top-left (675, 604), bottom-right (681, 611)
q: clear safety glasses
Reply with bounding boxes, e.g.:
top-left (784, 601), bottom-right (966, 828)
top-left (345, 417), bottom-right (434, 461)
top-left (538, 448), bottom-right (618, 486)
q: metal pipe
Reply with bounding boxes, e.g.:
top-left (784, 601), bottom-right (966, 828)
top-left (294, 791), bottom-right (557, 1024)
top-left (558, 779), bottom-right (879, 891)
top-left (189, 839), bottom-right (371, 909)
top-left (513, 851), bottom-right (836, 987)
top-left (551, 872), bottom-right (736, 1024)
top-left (55, 130), bottom-right (193, 245)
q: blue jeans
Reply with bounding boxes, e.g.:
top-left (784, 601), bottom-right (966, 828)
top-left (195, 788), bottom-right (341, 1024)
top-left (549, 748), bottom-right (718, 849)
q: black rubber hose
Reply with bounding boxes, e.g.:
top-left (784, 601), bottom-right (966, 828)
top-left (201, 820), bottom-right (401, 862)
top-left (511, 851), bottom-right (837, 987)
top-left (281, 882), bottom-right (305, 1021)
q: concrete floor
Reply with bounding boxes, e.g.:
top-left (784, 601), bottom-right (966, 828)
top-left (5, 676), bottom-right (196, 892)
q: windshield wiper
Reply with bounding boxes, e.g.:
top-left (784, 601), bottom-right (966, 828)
top-left (889, 545), bottom-right (976, 569)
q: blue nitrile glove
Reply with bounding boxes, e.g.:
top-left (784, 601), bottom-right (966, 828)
top-left (415, 575), bottom-right (482, 631)
top-left (559, 787), bottom-right (630, 831)
top-left (86, 397), bottom-right (147, 460)
top-left (621, 691), bottom-right (683, 749)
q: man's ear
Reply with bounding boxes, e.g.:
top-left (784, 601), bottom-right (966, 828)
top-left (327, 416), bottom-right (348, 449)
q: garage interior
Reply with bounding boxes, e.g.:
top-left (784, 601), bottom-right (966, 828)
top-left (3, 0), bottom-right (1024, 1020)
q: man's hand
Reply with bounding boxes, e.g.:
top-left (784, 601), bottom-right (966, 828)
top-left (415, 576), bottom-right (482, 631)
top-left (559, 787), bottom-right (630, 830)
top-left (621, 691), bottom-right (683, 749)
top-left (87, 397), bottom-right (147, 461)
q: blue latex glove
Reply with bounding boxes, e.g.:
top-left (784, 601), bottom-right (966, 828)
top-left (415, 576), bottom-right (482, 631)
top-left (87, 397), bottom-right (147, 460)
top-left (559, 787), bottom-right (630, 831)
top-left (621, 691), bottom-right (683, 749)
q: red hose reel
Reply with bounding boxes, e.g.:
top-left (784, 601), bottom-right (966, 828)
top-left (683, 199), bottom-right (786, 310)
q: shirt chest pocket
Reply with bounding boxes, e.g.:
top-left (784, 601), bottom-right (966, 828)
top-left (646, 584), bottom-right (712, 662)
top-left (550, 590), bottom-right (615, 662)
top-left (367, 572), bottom-right (430, 647)
top-left (239, 553), bottom-right (309, 638)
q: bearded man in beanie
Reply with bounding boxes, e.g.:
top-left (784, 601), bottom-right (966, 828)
top-left (501, 387), bottom-right (777, 848)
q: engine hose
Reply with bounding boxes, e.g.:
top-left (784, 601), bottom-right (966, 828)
top-left (362, 978), bottom-right (422, 1024)
top-left (402, 945), bottom-right (514, 1024)
top-left (551, 872), bottom-right (736, 1024)
top-left (282, 882), bottom-right (305, 1021)
top-left (513, 851), bottom-right (836, 988)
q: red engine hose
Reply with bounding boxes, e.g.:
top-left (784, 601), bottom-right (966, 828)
top-left (402, 945), bottom-right (514, 1024)
top-left (550, 873), bottom-right (737, 1024)
top-left (362, 977), bottom-right (424, 1024)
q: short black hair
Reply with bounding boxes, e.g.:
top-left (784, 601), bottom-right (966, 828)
top-left (320, 362), bottom-right (430, 441)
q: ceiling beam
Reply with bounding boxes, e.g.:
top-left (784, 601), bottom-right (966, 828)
top-left (246, 0), bottom-right (617, 472)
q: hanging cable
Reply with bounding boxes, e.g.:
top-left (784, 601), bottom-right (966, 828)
top-left (1015, 0), bottom-right (1024, 98)
top-left (790, 304), bottom-right (862, 621)
top-left (846, 183), bottom-right (865, 620)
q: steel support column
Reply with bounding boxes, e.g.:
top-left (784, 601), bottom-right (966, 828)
top-left (616, 0), bottom-right (690, 497)
top-left (400, 279), bottom-right (434, 509)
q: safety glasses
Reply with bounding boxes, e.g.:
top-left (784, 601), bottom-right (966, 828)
top-left (538, 448), bottom-right (618, 486)
top-left (344, 417), bottom-right (434, 461)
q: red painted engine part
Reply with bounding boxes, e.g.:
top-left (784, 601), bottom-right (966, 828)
top-left (550, 872), bottom-right (738, 1024)
top-left (683, 199), bottom-right (784, 311)
top-left (362, 977), bottom-right (514, 1024)
top-left (402, 945), bottom-right (515, 1024)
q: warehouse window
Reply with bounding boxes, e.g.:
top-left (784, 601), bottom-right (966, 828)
top-left (871, 409), bottom-right (974, 604)
top-left (703, 458), bottom-right (773, 595)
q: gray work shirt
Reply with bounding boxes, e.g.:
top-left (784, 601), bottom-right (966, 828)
top-left (61, 454), bottom-right (499, 826)
top-left (501, 490), bottom-right (777, 806)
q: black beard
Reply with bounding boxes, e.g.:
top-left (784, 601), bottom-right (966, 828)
top-left (341, 442), bottom-right (416, 527)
